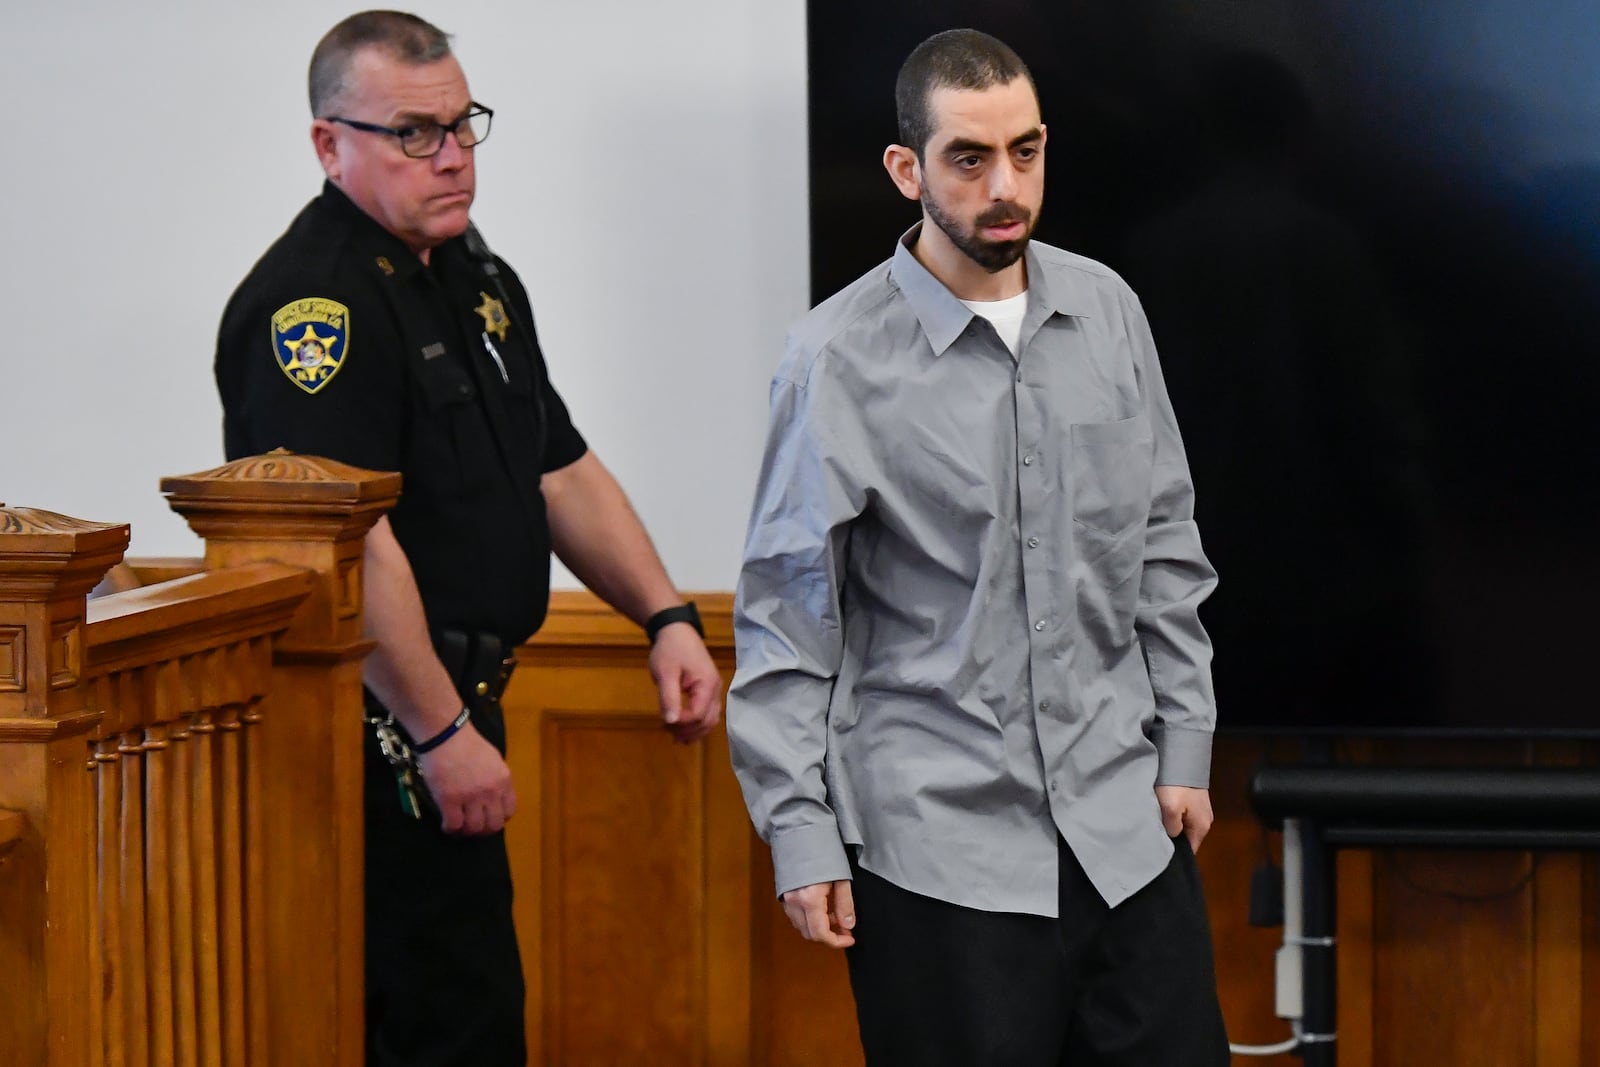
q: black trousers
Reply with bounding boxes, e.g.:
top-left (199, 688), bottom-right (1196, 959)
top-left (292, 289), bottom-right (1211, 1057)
top-left (364, 700), bottom-right (526, 1067)
top-left (845, 836), bottom-right (1230, 1066)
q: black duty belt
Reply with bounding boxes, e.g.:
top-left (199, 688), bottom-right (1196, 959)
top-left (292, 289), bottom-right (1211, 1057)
top-left (432, 627), bottom-right (518, 711)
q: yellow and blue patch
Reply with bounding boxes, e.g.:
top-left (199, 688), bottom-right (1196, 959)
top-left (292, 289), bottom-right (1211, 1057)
top-left (272, 297), bottom-right (349, 394)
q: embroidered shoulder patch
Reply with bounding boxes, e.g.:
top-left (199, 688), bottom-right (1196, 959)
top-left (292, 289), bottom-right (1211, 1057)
top-left (272, 298), bottom-right (349, 394)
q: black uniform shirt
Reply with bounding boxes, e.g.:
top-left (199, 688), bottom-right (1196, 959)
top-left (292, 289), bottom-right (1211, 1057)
top-left (216, 182), bottom-right (587, 645)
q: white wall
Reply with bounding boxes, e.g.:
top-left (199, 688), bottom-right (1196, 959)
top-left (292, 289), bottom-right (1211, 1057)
top-left (0, 0), bottom-right (809, 592)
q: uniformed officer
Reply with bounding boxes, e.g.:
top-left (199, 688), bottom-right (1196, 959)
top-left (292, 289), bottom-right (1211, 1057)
top-left (213, 11), bottom-right (723, 1066)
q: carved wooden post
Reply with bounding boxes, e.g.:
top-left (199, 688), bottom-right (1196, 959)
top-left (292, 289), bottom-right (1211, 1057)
top-left (159, 452), bottom-right (400, 1067)
top-left (0, 505), bottom-right (129, 1066)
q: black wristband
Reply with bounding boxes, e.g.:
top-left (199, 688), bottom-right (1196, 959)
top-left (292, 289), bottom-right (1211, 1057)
top-left (413, 706), bottom-right (471, 754)
top-left (645, 601), bottom-right (704, 644)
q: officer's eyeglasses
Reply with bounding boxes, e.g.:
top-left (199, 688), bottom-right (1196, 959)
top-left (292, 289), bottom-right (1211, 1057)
top-left (326, 103), bottom-right (494, 159)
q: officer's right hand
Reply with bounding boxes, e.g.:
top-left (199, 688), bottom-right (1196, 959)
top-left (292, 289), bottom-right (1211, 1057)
top-left (416, 724), bottom-right (517, 835)
top-left (781, 879), bottom-right (856, 948)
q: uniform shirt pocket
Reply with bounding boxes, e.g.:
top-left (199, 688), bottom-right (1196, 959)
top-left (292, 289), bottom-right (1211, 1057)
top-left (412, 357), bottom-right (497, 497)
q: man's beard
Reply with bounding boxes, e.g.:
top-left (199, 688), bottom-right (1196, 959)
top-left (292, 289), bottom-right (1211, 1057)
top-left (922, 187), bottom-right (1038, 273)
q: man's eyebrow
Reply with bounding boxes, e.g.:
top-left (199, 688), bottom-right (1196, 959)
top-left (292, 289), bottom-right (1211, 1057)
top-left (939, 128), bottom-right (1043, 155)
top-left (941, 137), bottom-right (994, 155)
top-left (391, 106), bottom-right (471, 126)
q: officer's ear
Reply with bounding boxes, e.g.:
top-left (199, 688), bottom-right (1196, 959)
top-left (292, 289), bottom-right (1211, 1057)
top-left (311, 120), bottom-right (342, 180)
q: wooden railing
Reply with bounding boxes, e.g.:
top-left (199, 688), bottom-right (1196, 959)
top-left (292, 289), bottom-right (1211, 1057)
top-left (0, 452), bottom-right (399, 1067)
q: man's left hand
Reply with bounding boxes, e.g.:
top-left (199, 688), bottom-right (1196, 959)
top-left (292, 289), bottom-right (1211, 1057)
top-left (1155, 785), bottom-right (1213, 854)
top-left (648, 624), bottom-right (723, 743)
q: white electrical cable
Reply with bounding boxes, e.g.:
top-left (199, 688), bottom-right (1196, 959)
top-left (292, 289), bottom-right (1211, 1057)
top-left (1229, 1033), bottom-right (1301, 1056)
top-left (1230, 822), bottom-right (1309, 1056)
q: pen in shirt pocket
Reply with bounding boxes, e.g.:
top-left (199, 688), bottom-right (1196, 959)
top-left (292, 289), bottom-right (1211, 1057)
top-left (481, 331), bottom-right (510, 384)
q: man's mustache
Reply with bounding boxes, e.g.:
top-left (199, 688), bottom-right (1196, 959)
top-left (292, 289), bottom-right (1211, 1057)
top-left (975, 202), bottom-right (1031, 228)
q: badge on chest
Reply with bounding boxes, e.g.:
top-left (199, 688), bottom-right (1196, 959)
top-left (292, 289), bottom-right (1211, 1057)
top-left (474, 291), bottom-right (510, 342)
top-left (272, 297), bottom-right (349, 394)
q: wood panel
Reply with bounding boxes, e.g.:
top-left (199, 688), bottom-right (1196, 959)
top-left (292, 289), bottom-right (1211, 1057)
top-left (518, 594), bottom-right (1600, 1066)
top-left (1584, 855), bottom-right (1600, 1067)
top-left (508, 611), bottom-right (747, 1067)
top-left (543, 712), bottom-right (705, 1064)
top-left (1374, 850), bottom-right (1535, 1064)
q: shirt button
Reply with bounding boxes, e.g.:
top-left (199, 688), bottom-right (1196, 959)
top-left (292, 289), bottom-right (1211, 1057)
top-left (1039, 700), bottom-right (1051, 712)
top-left (1034, 620), bottom-right (1046, 631)
top-left (1027, 536), bottom-right (1040, 548)
top-left (1016, 370), bottom-right (1023, 383)
top-left (1049, 779), bottom-right (1059, 792)
top-left (1022, 454), bottom-right (1035, 466)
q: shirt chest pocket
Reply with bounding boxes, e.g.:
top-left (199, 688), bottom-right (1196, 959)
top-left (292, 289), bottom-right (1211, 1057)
top-left (1069, 415), bottom-right (1153, 538)
top-left (411, 357), bottom-right (498, 497)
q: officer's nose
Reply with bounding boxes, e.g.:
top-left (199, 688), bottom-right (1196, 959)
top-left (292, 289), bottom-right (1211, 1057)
top-left (434, 129), bottom-right (469, 172)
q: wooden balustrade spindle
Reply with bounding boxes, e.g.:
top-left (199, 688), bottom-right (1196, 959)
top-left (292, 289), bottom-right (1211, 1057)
top-left (84, 728), bottom-right (105, 1067)
top-left (189, 703), bottom-right (223, 1067)
top-left (214, 704), bottom-right (246, 1067)
top-left (142, 723), bottom-right (175, 1067)
top-left (118, 726), bottom-right (151, 1067)
top-left (93, 734), bottom-right (123, 1067)
top-left (168, 709), bottom-right (199, 1067)
top-left (239, 693), bottom-right (268, 1067)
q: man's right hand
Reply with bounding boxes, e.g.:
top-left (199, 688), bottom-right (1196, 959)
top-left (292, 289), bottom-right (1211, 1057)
top-left (781, 879), bottom-right (856, 948)
top-left (416, 724), bottom-right (517, 835)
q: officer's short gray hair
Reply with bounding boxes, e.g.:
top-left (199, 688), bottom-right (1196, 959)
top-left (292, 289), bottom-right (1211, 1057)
top-left (309, 10), bottom-right (453, 117)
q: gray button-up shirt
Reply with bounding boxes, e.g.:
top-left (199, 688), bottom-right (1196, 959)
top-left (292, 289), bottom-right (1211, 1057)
top-left (728, 228), bottom-right (1218, 914)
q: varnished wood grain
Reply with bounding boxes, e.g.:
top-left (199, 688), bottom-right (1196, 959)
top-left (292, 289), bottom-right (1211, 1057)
top-left (3, 464), bottom-right (386, 1067)
top-left (94, 742), bottom-right (123, 1067)
top-left (514, 596), bottom-right (740, 1066)
top-left (1582, 855), bottom-right (1600, 1067)
top-left (159, 452), bottom-right (397, 1067)
top-left (188, 711), bottom-right (224, 1067)
top-left (0, 806), bottom-right (23, 851)
top-left (241, 706), bottom-right (268, 1067)
top-left (143, 727), bottom-right (176, 1067)
top-left (214, 710), bottom-right (246, 1067)
top-left (543, 713), bottom-right (706, 1064)
top-left (168, 720), bottom-right (199, 1067)
top-left (1375, 849), bottom-right (1535, 1064)
top-left (702, 677), bottom-right (754, 1067)
top-left (119, 733), bottom-right (150, 1067)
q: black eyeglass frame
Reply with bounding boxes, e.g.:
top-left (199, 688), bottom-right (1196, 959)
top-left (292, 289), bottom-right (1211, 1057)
top-left (325, 103), bottom-right (494, 158)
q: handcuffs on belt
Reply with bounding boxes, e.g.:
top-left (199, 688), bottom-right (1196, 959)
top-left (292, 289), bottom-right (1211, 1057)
top-left (366, 708), bottom-right (428, 819)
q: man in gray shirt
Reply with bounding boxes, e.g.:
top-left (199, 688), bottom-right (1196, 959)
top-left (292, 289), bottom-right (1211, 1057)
top-left (728, 28), bottom-right (1229, 1066)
